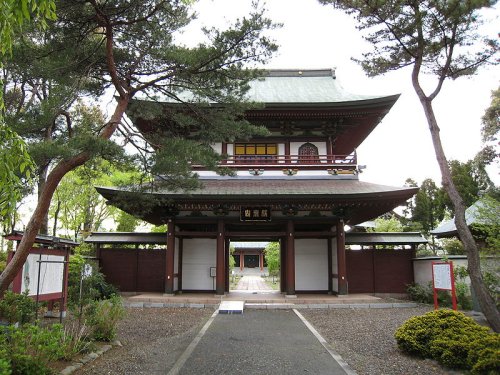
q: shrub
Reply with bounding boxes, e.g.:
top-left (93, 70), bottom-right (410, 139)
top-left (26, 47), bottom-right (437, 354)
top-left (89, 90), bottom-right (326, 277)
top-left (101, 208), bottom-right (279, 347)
top-left (86, 295), bottom-right (125, 341)
top-left (395, 309), bottom-right (499, 373)
top-left (0, 291), bottom-right (36, 325)
top-left (406, 283), bottom-right (433, 304)
top-left (67, 254), bottom-right (118, 308)
top-left (0, 323), bottom-right (76, 374)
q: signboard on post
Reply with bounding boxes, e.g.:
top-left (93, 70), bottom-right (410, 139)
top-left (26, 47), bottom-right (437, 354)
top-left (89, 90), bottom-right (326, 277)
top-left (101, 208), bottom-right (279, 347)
top-left (432, 261), bottom-right (457, 310)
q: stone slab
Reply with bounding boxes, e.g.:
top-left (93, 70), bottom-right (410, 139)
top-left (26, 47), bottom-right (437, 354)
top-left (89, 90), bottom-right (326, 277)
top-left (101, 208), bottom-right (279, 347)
top-left (219, 300), bottom-right (244, 314)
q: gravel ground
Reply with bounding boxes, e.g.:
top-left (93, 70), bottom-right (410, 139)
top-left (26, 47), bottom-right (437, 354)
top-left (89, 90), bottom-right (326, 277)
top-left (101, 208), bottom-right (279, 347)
top-left (71, 305), bottom-right (464, 374)
top-left (73, 307), bottom-right (215, 375)
top-left (303, 306), bottom-right (463, 375)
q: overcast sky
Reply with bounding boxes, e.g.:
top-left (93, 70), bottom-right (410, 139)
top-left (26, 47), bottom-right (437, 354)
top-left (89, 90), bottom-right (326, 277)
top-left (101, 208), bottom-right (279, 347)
top-left (186, 0), bottom-right (499, 187)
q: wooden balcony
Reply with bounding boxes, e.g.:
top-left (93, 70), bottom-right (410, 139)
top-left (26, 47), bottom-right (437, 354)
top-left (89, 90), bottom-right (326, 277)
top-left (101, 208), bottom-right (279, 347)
top-left (192, 153), bottom-right (357, 171)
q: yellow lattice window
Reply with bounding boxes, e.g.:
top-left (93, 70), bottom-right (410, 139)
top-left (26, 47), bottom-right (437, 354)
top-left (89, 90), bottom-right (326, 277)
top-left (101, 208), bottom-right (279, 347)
top-left (234, 143), bottom-right (277, 163)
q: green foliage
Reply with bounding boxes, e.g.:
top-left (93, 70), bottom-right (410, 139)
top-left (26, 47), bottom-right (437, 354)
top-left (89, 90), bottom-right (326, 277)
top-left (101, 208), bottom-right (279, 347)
top-left (67, 254), bottom-right (118, 309)
top-left (0, 0), bottom-right (56, 55)
top-left (264, 242), bottom-right (280, 276)
top-left (442, 238), bottom-right (465, 255)
top-left (412, 179), bottom-right (446, 234)
top-left (0, 123), bottom-right (35, 221)
top-left (368, 216), bottom-right (403, 232)
top-left (115, 210), bottom-right (139, 232)
top-left (85, 295), bottom-right (125, 342)
top-left (482, 270), bottom-right (500, 310)
top-left (473, 196), bottom-right (500, 254)
top-left (395, 310), bottom-right (499, 373)
top-left (0, 291), bottom-right (35, 324)
top-left (229, 246), bottom-right (235, 270)
top-left (406, 283), bottom-right (434, 304)
top-left (0, 323), bottom-right (72, 374)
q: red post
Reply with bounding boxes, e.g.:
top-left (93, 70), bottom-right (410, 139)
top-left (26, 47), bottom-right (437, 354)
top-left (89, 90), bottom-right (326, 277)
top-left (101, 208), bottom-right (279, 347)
top-left (165, 219), bottom-right (175, 294)
top-left (432, 261), bottom-right (457, 310)
top-left (216, 219), bottom-right (225, 295)
top-left (285, 220), bottom-right (295, 295)
top-left (337, 220), bottom-right (348, 295)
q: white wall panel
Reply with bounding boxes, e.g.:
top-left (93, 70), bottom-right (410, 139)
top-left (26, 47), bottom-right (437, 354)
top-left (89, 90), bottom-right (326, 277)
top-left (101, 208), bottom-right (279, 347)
top-left (182, 238), bottom-right (216, 290)
top-left (295, 239), bottom-right (328, 291)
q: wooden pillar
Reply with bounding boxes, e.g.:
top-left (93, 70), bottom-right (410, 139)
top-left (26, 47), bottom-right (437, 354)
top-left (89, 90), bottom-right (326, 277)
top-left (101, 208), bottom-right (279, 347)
top-left (285, 220), bottom-right (295, 295)
top-left (178, 238), bottom-right (183, 292)
top-left (285, 141), bottom-right (291, 164)
top-left (280, 239), bottom-right (285, 293)
top-left (165, 219), bottom-right (175, 294)
top-left (216, 219), bottom-right (225, 295)
top-left (240, 251), bottom-right (244, 270)
top-left (61, 248), bottom-right (70, 315)
top-left (259, 251), bottom-right (264, 271)
top-left (336, 220), bottom-right (348, 295)
top-left (327, 237), bottom-right (333, 294)
top-left (225, 238), bottom-right (230, 293)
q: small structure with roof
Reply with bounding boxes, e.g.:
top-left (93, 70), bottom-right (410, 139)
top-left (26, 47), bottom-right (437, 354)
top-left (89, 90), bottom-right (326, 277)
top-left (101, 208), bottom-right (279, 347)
top-left (92, 69), bottom-right (420, 296)
top-left (4, 230), bottom-right (78, 317)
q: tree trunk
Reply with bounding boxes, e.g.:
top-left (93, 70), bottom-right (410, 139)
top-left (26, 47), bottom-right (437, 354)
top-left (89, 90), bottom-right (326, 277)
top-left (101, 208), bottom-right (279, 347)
top-left (38, 165), bottom-right (49, 235)
top-left (52, 199), bottom-right (60, 237)
top-left (415, 92), bottom-right (500, 332)
top-left (0, 97), bottom-right (129, 297)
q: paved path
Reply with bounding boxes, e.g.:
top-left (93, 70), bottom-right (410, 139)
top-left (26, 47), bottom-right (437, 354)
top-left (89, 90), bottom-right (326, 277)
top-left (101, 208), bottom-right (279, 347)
top-left (174, 310), bottom-right (351, 375)
top-left (235, 275), bottom-right (273, 291)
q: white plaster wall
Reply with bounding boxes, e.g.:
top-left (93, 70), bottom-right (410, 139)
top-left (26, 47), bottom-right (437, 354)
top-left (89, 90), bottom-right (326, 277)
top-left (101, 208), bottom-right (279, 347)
top-left (182, 238), bottom-right (217, 290)
top-left (295, 239), bottom-right (328, 291)
top-left (278, 143), bottom-right (285, 162)
top-left (211, 143), bottom-right (222, 154)
top-left (414, 257), bottom-right (469, 286)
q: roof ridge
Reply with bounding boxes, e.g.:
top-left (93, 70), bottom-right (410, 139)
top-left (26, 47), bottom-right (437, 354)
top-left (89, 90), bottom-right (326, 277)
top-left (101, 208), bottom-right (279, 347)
top-left (265, 68), bottom-right (336, 78)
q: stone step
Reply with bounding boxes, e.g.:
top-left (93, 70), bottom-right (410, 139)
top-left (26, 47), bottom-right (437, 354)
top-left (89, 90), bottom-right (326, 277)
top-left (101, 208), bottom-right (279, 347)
top-left (219, 300), bottom-right (245, 314)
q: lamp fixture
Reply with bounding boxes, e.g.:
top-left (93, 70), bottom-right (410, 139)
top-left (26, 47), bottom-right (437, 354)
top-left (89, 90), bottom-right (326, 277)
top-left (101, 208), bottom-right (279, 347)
top-left (248, 168), bottom-right (264, 176)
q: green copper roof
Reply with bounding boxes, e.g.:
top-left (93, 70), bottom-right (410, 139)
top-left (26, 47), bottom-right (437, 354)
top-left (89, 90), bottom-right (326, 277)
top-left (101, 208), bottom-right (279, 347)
top-left (246, 69), bottom-right (389, 104)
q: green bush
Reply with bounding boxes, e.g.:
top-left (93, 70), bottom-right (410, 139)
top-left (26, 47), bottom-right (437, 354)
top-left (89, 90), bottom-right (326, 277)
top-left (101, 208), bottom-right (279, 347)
top-left (0, 291), bottom-right (36, 325)
top-left (67, 254), bottom-right (118, 308)
top-left (0, 323), bottom-right (76, 374)
top-left (395, 309), bottom-right (499, 373)
top-left (86, 295), bottom-right (125, 341)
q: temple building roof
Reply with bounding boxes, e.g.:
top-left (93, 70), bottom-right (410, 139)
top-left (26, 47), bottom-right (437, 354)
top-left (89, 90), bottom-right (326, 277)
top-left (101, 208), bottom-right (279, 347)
top-left (96, 177), bottom-right (418, 226)
top-left (245, 69), bottom-right (396, 105)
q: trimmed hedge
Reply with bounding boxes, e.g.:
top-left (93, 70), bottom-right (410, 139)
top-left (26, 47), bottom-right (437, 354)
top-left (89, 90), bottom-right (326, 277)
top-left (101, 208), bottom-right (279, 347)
top-left (395, 309), bottom-right (499, 374)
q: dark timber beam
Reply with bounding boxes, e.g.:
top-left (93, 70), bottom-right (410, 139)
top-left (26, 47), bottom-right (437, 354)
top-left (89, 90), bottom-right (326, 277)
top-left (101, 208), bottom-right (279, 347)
top-left (216, 219), bottom-right (225, 295)
top-left (165, 219), bottom-right (175, 295)
top-left (336, 220), bottom-right (348, 295)
top-left (285, 220), bottom-right (295, 296)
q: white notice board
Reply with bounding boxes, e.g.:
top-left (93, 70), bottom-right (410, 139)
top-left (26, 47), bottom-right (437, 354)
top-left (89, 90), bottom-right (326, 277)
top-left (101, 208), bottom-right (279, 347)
top-left (432, 263), bottom-right (452, 290)
top-left (21, 254), bottom-right (65, 296)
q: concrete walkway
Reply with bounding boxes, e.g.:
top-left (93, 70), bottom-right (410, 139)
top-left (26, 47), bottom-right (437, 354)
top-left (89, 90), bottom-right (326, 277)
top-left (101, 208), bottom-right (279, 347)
top-left (234, 275), bottom-right (273, 291)
top-left (172, 310), bottom-right (353, 375)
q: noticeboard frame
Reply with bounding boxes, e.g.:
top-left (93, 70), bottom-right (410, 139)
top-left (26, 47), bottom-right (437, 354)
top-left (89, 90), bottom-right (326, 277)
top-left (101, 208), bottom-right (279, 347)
top-left (431, 261), bottom-right (457, 311)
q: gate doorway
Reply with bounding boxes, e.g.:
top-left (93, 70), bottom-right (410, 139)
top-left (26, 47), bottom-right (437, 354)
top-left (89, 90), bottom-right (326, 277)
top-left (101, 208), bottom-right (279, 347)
top-left (228, 240), bottom-right (281, 293)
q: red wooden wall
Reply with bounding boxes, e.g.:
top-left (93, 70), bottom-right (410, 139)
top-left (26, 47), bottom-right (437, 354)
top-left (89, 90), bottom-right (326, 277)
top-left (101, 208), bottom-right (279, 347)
top-left (99, 248), bottom-right (166, 293)
top-left (346, 249), bottom-right (414, 293)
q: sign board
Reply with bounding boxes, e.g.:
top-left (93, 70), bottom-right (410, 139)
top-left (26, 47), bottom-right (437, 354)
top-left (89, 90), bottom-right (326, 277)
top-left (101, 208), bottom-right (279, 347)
top-left (240, 206), bottom-right (271, 222)
top-left (432, 263), bottom-right (452, 290)
top-left (431, 261), bottom-right (457, 310)
top-left (21, 254), bottom-right (65, 296)
top-left (210, 267), bottom-right (217, 277)
top-left (83, 264), bottom-right (93, 279)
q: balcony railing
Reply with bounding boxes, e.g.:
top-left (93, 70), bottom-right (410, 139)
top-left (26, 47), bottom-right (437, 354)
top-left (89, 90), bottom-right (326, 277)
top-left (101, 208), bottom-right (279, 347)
top-left (192, 153), bottom-right (357, 170)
